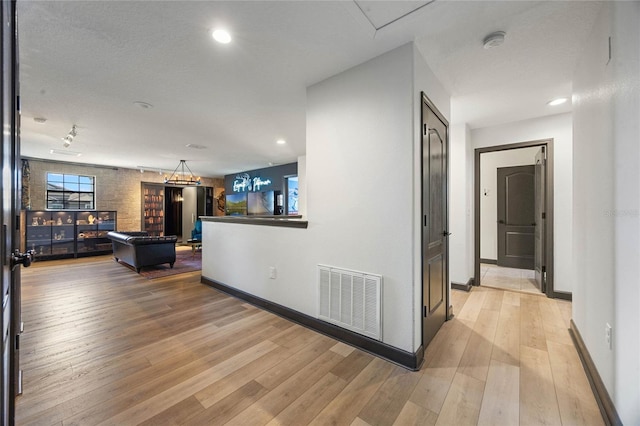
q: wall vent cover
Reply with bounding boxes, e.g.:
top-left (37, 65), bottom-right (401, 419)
top-left (318, 265), bottom-right (382, 340)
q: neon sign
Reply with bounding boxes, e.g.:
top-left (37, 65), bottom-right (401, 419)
top-left (232, 173), bottom-right (273, 192)
top-left (252, 177), bottom-right (271, 191)
top-left (233, 173), bottom-right (251, 192)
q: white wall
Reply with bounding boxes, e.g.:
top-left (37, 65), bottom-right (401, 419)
top-left (203, 43), bottom-right (449, 354)
top-left (449, 123), bottom-right (473, 284)
top-left (479, 147), bottom-right (538, 261)
top-left (572, 2), bottom-right (640, 424)
top-left (470, 113), bottom-right (573, 293)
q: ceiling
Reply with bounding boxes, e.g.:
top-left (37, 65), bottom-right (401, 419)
top-left (17, 0), bottom-right (602, 178)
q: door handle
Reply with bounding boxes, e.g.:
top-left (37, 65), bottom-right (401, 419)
top-left (443, 231), bottom-right (451, 237)
top-left (11, 249), bottom-right (35, 270)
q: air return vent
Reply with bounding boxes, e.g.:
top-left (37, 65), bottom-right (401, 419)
top-left (318, 265), bottom-right (382, 340)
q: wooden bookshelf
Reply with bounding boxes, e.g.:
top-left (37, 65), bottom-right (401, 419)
top-left (142, 184), bottom-right (165, 236)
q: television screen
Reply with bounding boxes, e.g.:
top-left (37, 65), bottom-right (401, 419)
top-left (247, 191), bottom-right (274, 215)
top-left (225, 193), bottom-right (247, 216)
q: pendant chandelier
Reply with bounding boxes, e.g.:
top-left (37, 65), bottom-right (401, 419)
top-left (164, 160), bottom-right (201, 186)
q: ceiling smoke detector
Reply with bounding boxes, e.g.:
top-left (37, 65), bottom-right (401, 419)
top-left (133, 101), bottom-right (153, 109)
top-left (185, 143), bottom-right (207, 150)
top-left (483, 31), bottom-right (506, 49)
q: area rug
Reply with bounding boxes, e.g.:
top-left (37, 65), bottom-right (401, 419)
top-left (118, 249), bottom-right (202, 279)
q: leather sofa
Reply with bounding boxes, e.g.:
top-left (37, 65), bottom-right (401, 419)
top-left (107, 231), bottom-right (177, 273)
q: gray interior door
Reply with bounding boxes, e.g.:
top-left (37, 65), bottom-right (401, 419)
top-left (422, 95), bottom-right (448, 348)
top-left (497, 165), bottom-right (535, 269)
top-left (182, 186), bottom-right (198, 243)
top-left (2, 2), bottom-right (23, 423)
top-left (534, 147), bottom-right (546, 291)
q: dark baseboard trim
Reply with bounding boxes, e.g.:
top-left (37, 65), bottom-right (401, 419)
top-left (201, 276), bottom-right (424, 371)
top-left (480, 258), bottom-right (497, 265)
top-left (451, 277), bottom-right (474, 292)
top-left (552, 290), bottom-right (572, 301)
top-left (569, 320), bottom-right (621, 426)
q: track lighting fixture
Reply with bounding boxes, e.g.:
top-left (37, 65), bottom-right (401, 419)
top-left (61, 125), bottom-right (78, 148)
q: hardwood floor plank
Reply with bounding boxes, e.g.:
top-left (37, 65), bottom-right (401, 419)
top-left (358, 366), bottom-right (421, 426)
top-left (226, 350), bottom-right (345, 425)
top-left (351, 417), bottom-right (374, 426)
top-left (330, 350), bottom-right (375, 382)
top-left (481, 289), bottom-right (503, 311)
top-left (491, 302), bottom-right (520, 366)
top-left (538, 297), bottom-right (573, 346)
top-left (96, 340), bottom-right (280, 425)
top-left (546, 340), bottom-right (604, 426)
top-left (196, 334), bottom-right (336, 409)
top-left (137, 395), bottom-right (205, 426)
top-left (520, 295), bottom-right (547, 351)
top-left (477, 359), bottom-right (519, 426)
top-left (193, 345), bottom-right (293, 410)
top-left (450, 289), bottom-right (470, 315)
top-left (17, 312), bottom-right (282, 422)
top-left (330, 342), bottom-right (356, 357)
top-left (457, 308), bottom-right (499, 382)
top-left (393, 401), bottom-right (439, 426)
top-left (254, 334), bottom-right (338, 391)
top-left (266, 373), bottom-right (348, 426)
top-left (455, 288), bottom-right (487, 323)
top-left (519, 345), bottom-right (562, 426)
top-left (555, 299), bottom-right (573, 329)
top-left (435, 372), bottom-right (485, 426)
top-left (501, 290), bottom-right (521, 307)
top-left (54, 325), bottom-right (284, 426)
top-left (409, 366), bottom-right (457, 415)
top-left (309, 357), bottom-right (395, 425)
top-left (410, 319), bottom-right (473, 414)
top-left (182, 380), bottom-right (268, 425)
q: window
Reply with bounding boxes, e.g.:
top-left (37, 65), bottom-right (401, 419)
top-left (46, 173), bottom-right (95, 210)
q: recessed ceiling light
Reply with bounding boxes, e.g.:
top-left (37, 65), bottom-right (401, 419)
top-left (212, 29), bottom-right (231, 44)
top-left (33, 117), bottom-right (47, 124)
top-left (276, 139), bottom-right (286, 145)
top-left (133, 101), bottom-right (153, 109)
top-left (50, 149), bottom-right (81, 157)
top-left (483, 31), bottom-right (506, 49)
top-left (547, 97), bottom-right (568, 106)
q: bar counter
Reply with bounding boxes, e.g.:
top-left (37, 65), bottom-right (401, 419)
top-left (200, 215), bottom-right (308, 229)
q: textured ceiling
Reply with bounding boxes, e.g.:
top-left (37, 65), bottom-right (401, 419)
top-left (17, 1), bottom-right (602, 178)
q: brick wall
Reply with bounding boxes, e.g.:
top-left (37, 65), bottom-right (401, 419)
top-left (24, 159), bottom-right (224, 231)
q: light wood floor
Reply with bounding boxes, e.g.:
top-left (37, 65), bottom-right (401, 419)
top-left (16, 255), bottom-right (604, 425)
top-left (480, 263), bottom-right (540, 294)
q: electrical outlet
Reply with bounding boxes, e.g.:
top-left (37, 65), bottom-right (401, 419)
top-left (269, 266), bottom-right (277, 279)
top-left (605, 323), bottom-right (612, 350)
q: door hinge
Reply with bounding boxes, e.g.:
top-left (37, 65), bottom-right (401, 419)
top-left (542, 266), bottom-right (546, 273)
top-left (542, 212), bottom-right (546, 219)
top-left (423, 124), bottom-right (427, 136)
top-left (18, 370), bottom-right (23, 395)
top-left (423, 306), bottom-right (427, 317)
top-left (15, 333), bottom-right (20, 350)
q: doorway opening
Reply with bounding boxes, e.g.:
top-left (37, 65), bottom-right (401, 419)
top-left (474, 139), bottom-right (563, 298)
